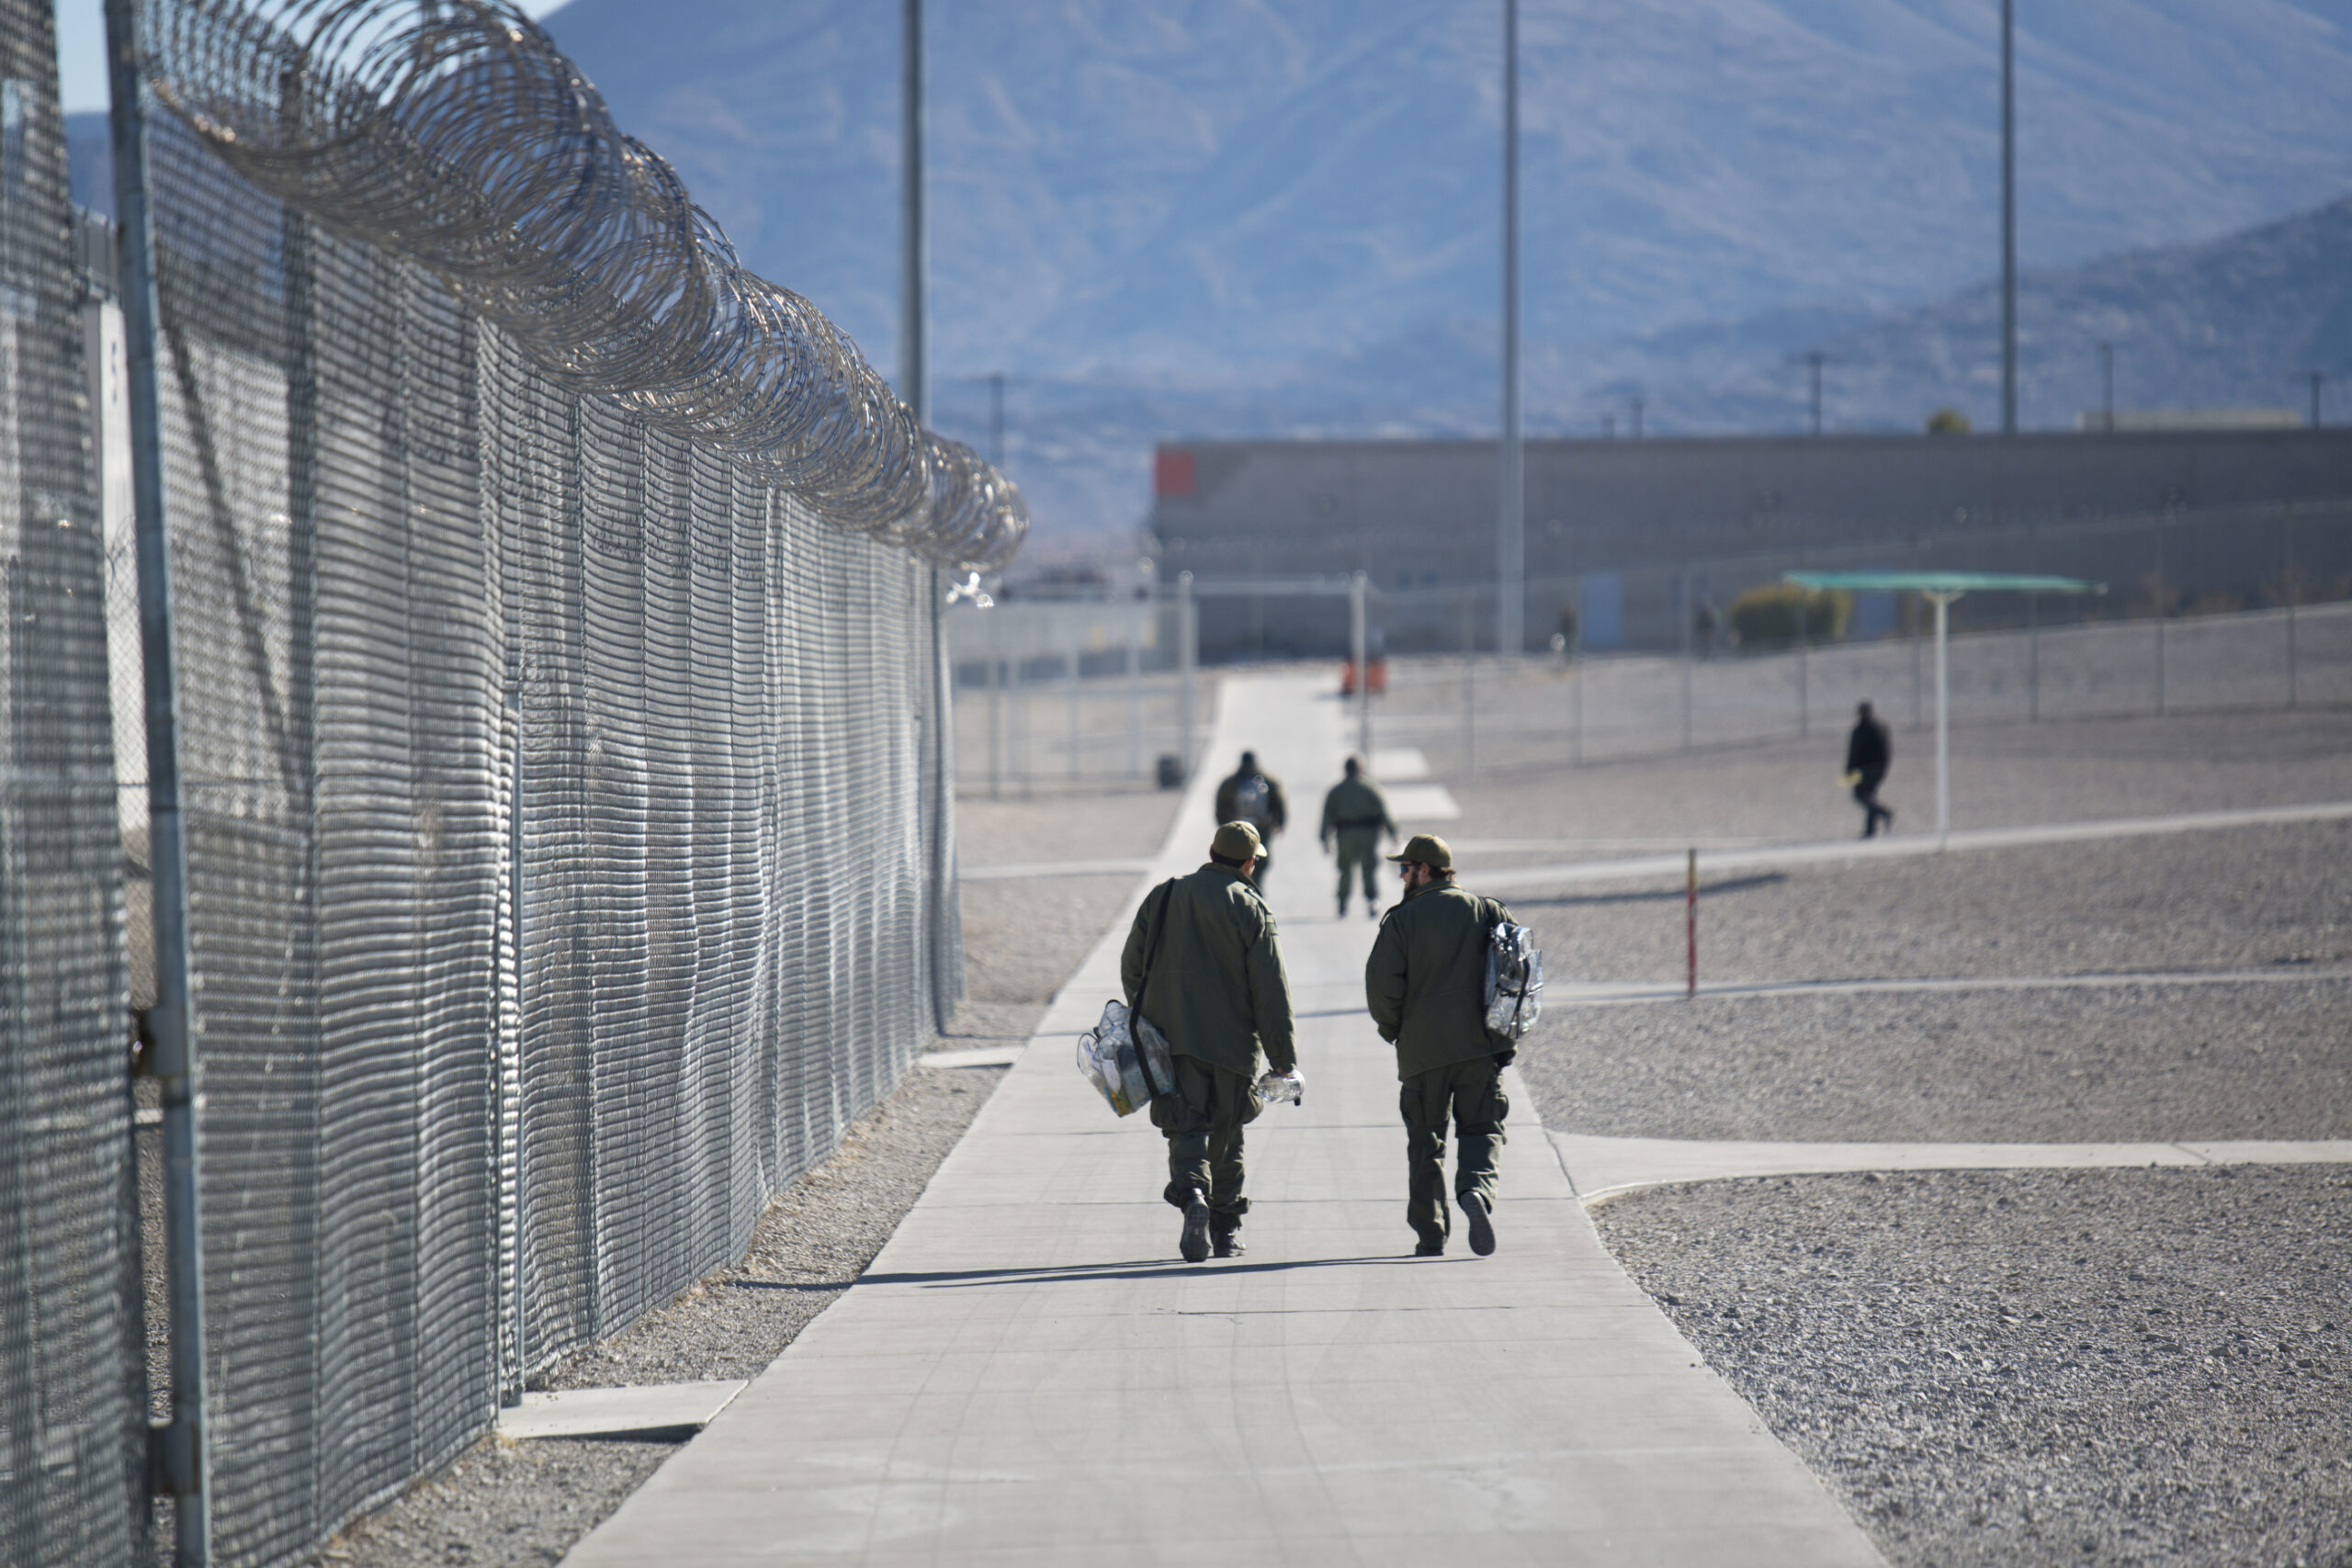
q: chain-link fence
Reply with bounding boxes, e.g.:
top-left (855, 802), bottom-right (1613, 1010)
top-left (949, 598), bottom-right (1199, 795)
top-left (3, 0), bottom-right (966, 1562)
top-left (0, 3), bottom-right (147, 1561)
top-left (1379, 601), bottom-right (2352, 774)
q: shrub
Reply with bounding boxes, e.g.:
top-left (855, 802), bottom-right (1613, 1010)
top-left (1727, 583), bottom-right (1853, 647)
top-left (1924, 407), bottom-right (1972, 434)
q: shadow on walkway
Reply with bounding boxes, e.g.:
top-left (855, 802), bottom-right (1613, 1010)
top-left (861, 1254), bottom-right (1425, 1290)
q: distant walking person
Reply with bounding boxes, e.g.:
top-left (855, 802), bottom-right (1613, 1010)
top-left (1846, 702), bottom-right (1894, 838)
top-left (1319, 755), bottom-right (1397, 919)
top-left (1365, 834), bottom-right (1514, 1258)
top-left (1214, 750), bottom-right (1287, 886)
top-left (1123, 820), bottom-right (1299, 1262)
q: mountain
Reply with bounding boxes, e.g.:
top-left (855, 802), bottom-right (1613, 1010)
top-left (67, 3), bottom-right (2352, 544)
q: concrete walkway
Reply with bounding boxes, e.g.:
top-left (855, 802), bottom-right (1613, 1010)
top-left (565, 672), bottom-right (1883, 1566)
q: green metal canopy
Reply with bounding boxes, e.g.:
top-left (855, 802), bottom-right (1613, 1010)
top-left (1783, 570), bottom-right (2104, 595)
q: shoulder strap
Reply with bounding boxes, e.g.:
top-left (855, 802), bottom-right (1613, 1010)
top-left (1136, 878), bottom-right (1179, 1002)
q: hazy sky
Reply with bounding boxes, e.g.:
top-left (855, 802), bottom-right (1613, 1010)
top-left (51, 0), bottom-right (571, 112)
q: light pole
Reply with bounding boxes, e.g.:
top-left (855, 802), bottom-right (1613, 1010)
top-left (1999, 0), bottom-right (2017, 435)
top-left (1495, 0), bottom-right (1524, 659)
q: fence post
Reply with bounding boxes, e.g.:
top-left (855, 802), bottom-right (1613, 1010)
top-left (1570, 578), bottom-right (1585, 766)
top-left (1678, 570), bottom-right (1692, 750)
top-left (1126, 603), bottom-right (1143, 777)
top-left (107, 0), bottom-right (210, 1554)
top-left (2286, 512), bottom-right (2300, 708)
top-left (988, 655), bottom-right (1003, 800)
top-left (1064, 620), bottom-right (1080, 784)
top-left (1797, 637), bottom-right (1810, 739)
top-left (1460, 590), bottom-right (1476, 768)
top-left (1177, 572), bottom-right (1196, 776)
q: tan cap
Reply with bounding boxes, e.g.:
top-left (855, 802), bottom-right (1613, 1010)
top-left (1385, 832), bottom-right (1453, 869)
top-left (1211, 820), bottom-right (1265, 862)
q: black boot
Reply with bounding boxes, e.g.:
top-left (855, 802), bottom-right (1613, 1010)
top-left (1460, 1190), bottom-right (1496, 1257)
top-left (1210, 1213), bottom-right (1245, 1258)
top-left (1179, 1188), bottom-right (1211, 1263)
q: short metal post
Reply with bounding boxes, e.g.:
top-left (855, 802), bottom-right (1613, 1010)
top-left (1684, 848), bottom-right (1697, 999)
top-left (108, 0), bottom-right (209, 1555)
top-left (1570, 581), bottom-right (1585, 766)
top-left (2027, 592), bottom-right (2041, 722)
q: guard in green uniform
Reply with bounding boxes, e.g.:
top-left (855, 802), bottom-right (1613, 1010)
top-left (1122, 820), bottom-right (1298, 1262)
top-left (1364, 833), bottom-right (1514, 1258)
top-left (1213, 752), bottom-right (1286, 887)
top-left (1318, 755), bottom-right (1397, 919)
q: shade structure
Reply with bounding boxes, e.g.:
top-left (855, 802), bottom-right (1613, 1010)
top-left (1786, 570), bottom-right (2104, 595)
top-left (1782, 571), bottom-right (2105, 842)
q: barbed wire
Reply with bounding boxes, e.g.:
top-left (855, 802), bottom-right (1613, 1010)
top-left (142, 0), bottom-right (1026, 572)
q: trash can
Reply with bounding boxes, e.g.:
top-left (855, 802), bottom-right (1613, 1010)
top-left (1155, 753), bottom-right (1185, 790)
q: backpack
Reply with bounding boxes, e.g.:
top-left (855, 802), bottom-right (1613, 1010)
top-left (1228, 773), bottom-right (1272, 827)
top-left (1482, 917), bottom-right (1544, 1043)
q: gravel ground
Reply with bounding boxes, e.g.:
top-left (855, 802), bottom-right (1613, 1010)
top-left (1510, 820), bottom-right (2352, 985)
top-left (1594, 1168), bottom-right (2352, 1568)
top-left (1436, 707), bottom-right (2352, 857)
top-left (278, 780), bottom-right (1182, 1567)
top-left (1521, 977), bottom-right (2351, 1144)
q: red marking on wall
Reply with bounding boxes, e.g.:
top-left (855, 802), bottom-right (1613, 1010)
top-left (1155, 449), bottom-right (1195, 498)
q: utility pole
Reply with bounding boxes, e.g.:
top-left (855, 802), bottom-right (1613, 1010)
top-left (1999, 0), bottom-right (2018, 434)
top-left (1804, 350), bottom-right (1826, 436)
top-left (2098, 340), bottom-right (2113, 432)
top-left (1495, 0), bottom-right (1524, 659)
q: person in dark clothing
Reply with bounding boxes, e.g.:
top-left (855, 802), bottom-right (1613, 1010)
top-left (1213, 750), bottom-right (1287, 886)
top-left (1845, 702), bottom-right (1894, 838)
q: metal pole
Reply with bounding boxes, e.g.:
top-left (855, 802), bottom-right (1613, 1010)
top-left (1350, 570), bottom-right (1371, 760)
top-left (989, 371), bottom-right (1005, 465)
top-left (1807, 351), bottom-right (1824, 436)
top-left (1495, 0), bottom-right (1524, 659)
top-left (2098, 340), bottom-right (2114, 432)
top-left (1460, 591), bottom-right (1476, 769)
top-left (899, 0), bottom-right (924, 425)
top-left (107, 0), bottom-right (209, 1554)
top-left (1177, 571), bottom-right (1196, 774)
top-left (1932, 592), bottom-right (1954, 842)
top-left (2154, 517), bottom-right (2167, 716)
top-left (1999, 0), bottom-right (2017, 435)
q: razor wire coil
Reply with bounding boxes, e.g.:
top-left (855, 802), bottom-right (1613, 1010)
top-left (141, 0), bottom-right (1026, 572)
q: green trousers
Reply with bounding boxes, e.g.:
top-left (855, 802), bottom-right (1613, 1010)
top-left (1150, 1054), bottom-right (1262, 1216)
top-left (1399, 1055), bottom-right (1509, 1247)
top-left (1333, 829), bottom-right (1382, 907)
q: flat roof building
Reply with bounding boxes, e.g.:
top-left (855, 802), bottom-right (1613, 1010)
top-left (1148, 430), bottom-right (2352, 658)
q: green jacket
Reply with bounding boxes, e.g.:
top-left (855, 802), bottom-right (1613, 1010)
top-left (1365, 877), bottom-right (1512, 1080)
top-left (1318, 776), bottom-right (1396, 847)
top-left (1122, 863), bottom-right (1297, 1077)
